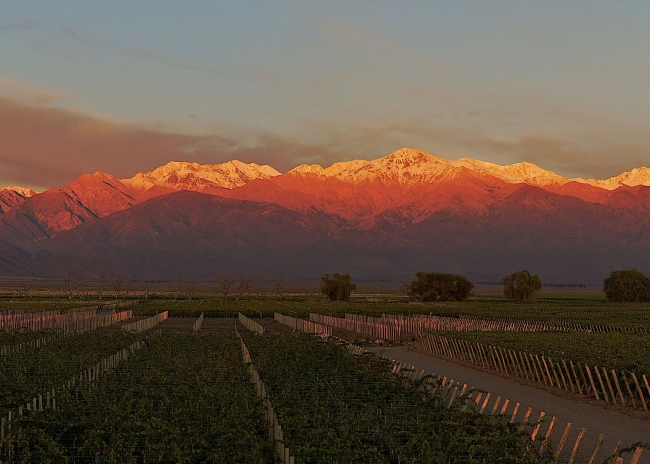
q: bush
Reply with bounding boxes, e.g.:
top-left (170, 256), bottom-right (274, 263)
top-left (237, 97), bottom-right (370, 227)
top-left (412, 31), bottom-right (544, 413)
top-left (405, 272), bottom-right (473, 302)
top-left (502, 270), bottom-right (542, 301)
top-left (603, 269), bottom-right (650, 302)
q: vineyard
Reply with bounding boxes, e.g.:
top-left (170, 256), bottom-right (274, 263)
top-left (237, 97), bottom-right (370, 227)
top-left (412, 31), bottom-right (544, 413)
top-left (239, 331), bottom-right (537, 463)
top-left (0, 291), bottom-right (649, 462)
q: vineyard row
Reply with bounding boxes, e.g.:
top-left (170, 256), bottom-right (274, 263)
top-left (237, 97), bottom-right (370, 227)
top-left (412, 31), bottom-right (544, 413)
top-left (419, 332), bottom-right (650, 416)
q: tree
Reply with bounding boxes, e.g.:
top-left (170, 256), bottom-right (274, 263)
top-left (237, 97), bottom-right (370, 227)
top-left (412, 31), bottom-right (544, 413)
top-left (603, 269), bottom-right (650, 302)
top-left (405, 273), bottom-right (473, 302)
top-left (270, 275), bottom-right (287, 301)
top-left (235, 273), bottom-right (254, 301)
top-left (96, 271), bottom-right (107, 301)
top-left (502, 270), bottom-right (542, 301)
top-left (170, 272), bottom-right (186, 300)
top-left (217, 271), bottom-right (235, 301)
top-left (320, 273), bottom-right (357, 301)
top-left (60, 269), bottom-right (83, 299)
top-left (110, 273), bottom-right (125, 300)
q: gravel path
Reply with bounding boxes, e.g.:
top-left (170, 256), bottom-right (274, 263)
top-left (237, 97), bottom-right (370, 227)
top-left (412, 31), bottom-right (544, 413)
top-left (367, 346), bottom-right (650, 463)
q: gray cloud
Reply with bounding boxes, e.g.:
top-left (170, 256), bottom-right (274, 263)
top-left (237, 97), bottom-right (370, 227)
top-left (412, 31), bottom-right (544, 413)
top-left (1, 95), bottom-right (648, 191)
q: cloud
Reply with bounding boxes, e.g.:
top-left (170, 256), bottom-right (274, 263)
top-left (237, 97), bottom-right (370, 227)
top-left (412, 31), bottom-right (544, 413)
top-left (0, 97), bottom-right (342, 188)
top-left (0, 79), bottom-right (71, 105)
top-left (1, 95), bottom-right (649, 191)
top-left (0, 97), bottom-right (206, 189)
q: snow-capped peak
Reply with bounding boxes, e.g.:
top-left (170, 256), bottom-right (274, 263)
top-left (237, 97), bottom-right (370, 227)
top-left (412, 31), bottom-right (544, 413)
top-left (1, 185), bottom-right (38, 198)
top-left (122, 160), bottom-right (281, 191)
top-left (576, 167), bottom-right (650, 190)
top-left (289, 148), bottom-right (567, 186)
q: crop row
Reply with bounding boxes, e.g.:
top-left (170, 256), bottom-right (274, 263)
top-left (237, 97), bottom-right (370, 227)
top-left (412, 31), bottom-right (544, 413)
top-left (8, 334), bottom-right (277, 463)
top-left (437, 331), bottom-right (650, 376)
top-left (0, 331), bottom-right (144, 415)
top-left (129, 297), bottom-right (650, 329)
top-left (240, 331), bottom-right (537, 463)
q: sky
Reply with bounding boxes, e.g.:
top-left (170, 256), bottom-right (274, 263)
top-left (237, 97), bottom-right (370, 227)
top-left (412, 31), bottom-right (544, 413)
top-left (1, 1), bottom-right (650, 191)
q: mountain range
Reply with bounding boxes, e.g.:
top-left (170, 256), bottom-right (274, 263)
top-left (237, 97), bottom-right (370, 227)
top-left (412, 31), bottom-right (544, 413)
top-left (2, 148), bottom-right (650, 285)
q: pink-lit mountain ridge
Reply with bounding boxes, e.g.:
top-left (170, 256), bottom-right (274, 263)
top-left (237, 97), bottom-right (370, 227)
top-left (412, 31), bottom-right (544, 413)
top-left (3, 148), bottom-right (650, 284)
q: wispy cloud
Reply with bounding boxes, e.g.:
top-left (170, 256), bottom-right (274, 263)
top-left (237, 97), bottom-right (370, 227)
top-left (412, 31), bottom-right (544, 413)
top-left (0, 79), bottom-right (71, 105)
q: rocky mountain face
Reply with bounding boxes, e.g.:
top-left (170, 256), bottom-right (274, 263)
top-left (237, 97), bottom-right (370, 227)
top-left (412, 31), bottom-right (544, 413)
top-left (0, 186), bottom-right (36, 214)
top-left (3, 149), bottom-right (650, 284)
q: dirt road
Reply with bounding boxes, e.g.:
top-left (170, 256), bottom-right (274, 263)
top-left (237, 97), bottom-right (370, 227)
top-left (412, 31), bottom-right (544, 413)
top-left (368, 346), bottom-right (650, 463)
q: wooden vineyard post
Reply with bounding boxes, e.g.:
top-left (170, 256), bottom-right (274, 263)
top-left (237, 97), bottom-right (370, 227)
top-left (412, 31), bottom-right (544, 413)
top-left (528, 353), bottom-right (541, 383)
top-left (519, 351), bottom-right (531, 381)
top-left (570, 361), bottom-right (584, 395)
top-left (518, 407), bottom-right (533, 431)
top-left (489, 349), bottom-right (501, 373)
top-left (608, 441), bottom-right (623, 464)
top-left (580, 365), bottom-right (593, 398)
top-left (491, 396), bottom-right (502, 415)
top-left (538, 416), bottom-right (557, 456)
top-left (500, 398), bottom-right (510, 414)
top-left (622, 373), bottom-right (637, 409)
top-left (535, 355), bottom-right (547, 385)
top-left (629, 447), bottom-right (644, 464)
top-left (587, 433), bottom-right (606, 464)
top-left (541, 357), bottom-right (554, 387)
top-left (530, 411), bottom-right (545, 441)
top-left (479, 393), bottom-right (491, 414)
top-left (550, 359), bottom-right (564, 390)
top-left (642, 374), bottom-right (650, 402)
top-left (562, 360), bottom-right (575, 392)
top-left (611, 370), bottom-right (626, 407)
top-left (593, 366), bottom-right (608, 402)
top-left (553, 421), bottom-right (572, 461)
top-left (600, 368), bottom-right (617, 404)
top-left (631, 373), bottom-right (648, 411)
top-left (567, 427), bottom-right (587, 464)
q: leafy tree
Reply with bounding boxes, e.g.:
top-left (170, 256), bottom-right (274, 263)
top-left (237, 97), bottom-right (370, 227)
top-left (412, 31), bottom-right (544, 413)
top-left (502, 270), bottom-right (542, 301)
top-left (405, 273), bottom-right (473, 302)
top-left (603, 269), bottom-right (650, 302)
top-left (321, 273), bottom-right (357, 301)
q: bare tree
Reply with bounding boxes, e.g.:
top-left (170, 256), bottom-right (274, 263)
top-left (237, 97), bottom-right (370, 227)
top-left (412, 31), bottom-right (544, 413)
top-left (217, 271), bottom-right (235, 301)
top-left (60, 270), bottom-right (76, 299)
top-left (170, 272), bottom-right (186, 300)
top-left (97, 271), bottom-right (107, 301)
top-left (17, 273), bottom-right (36, 298)
top-left (186, 282), bottom-right (198, 300)
top-left (235, 273), bottom-right (254, 301)
top-left (270, 275), bottom-right (286, 301)
top-left (73, 271), bottom-right (86, 300)
top-left (110, 273), bottom-right (124, 300)
top-left (123, 280), bottom-right (132, 300)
